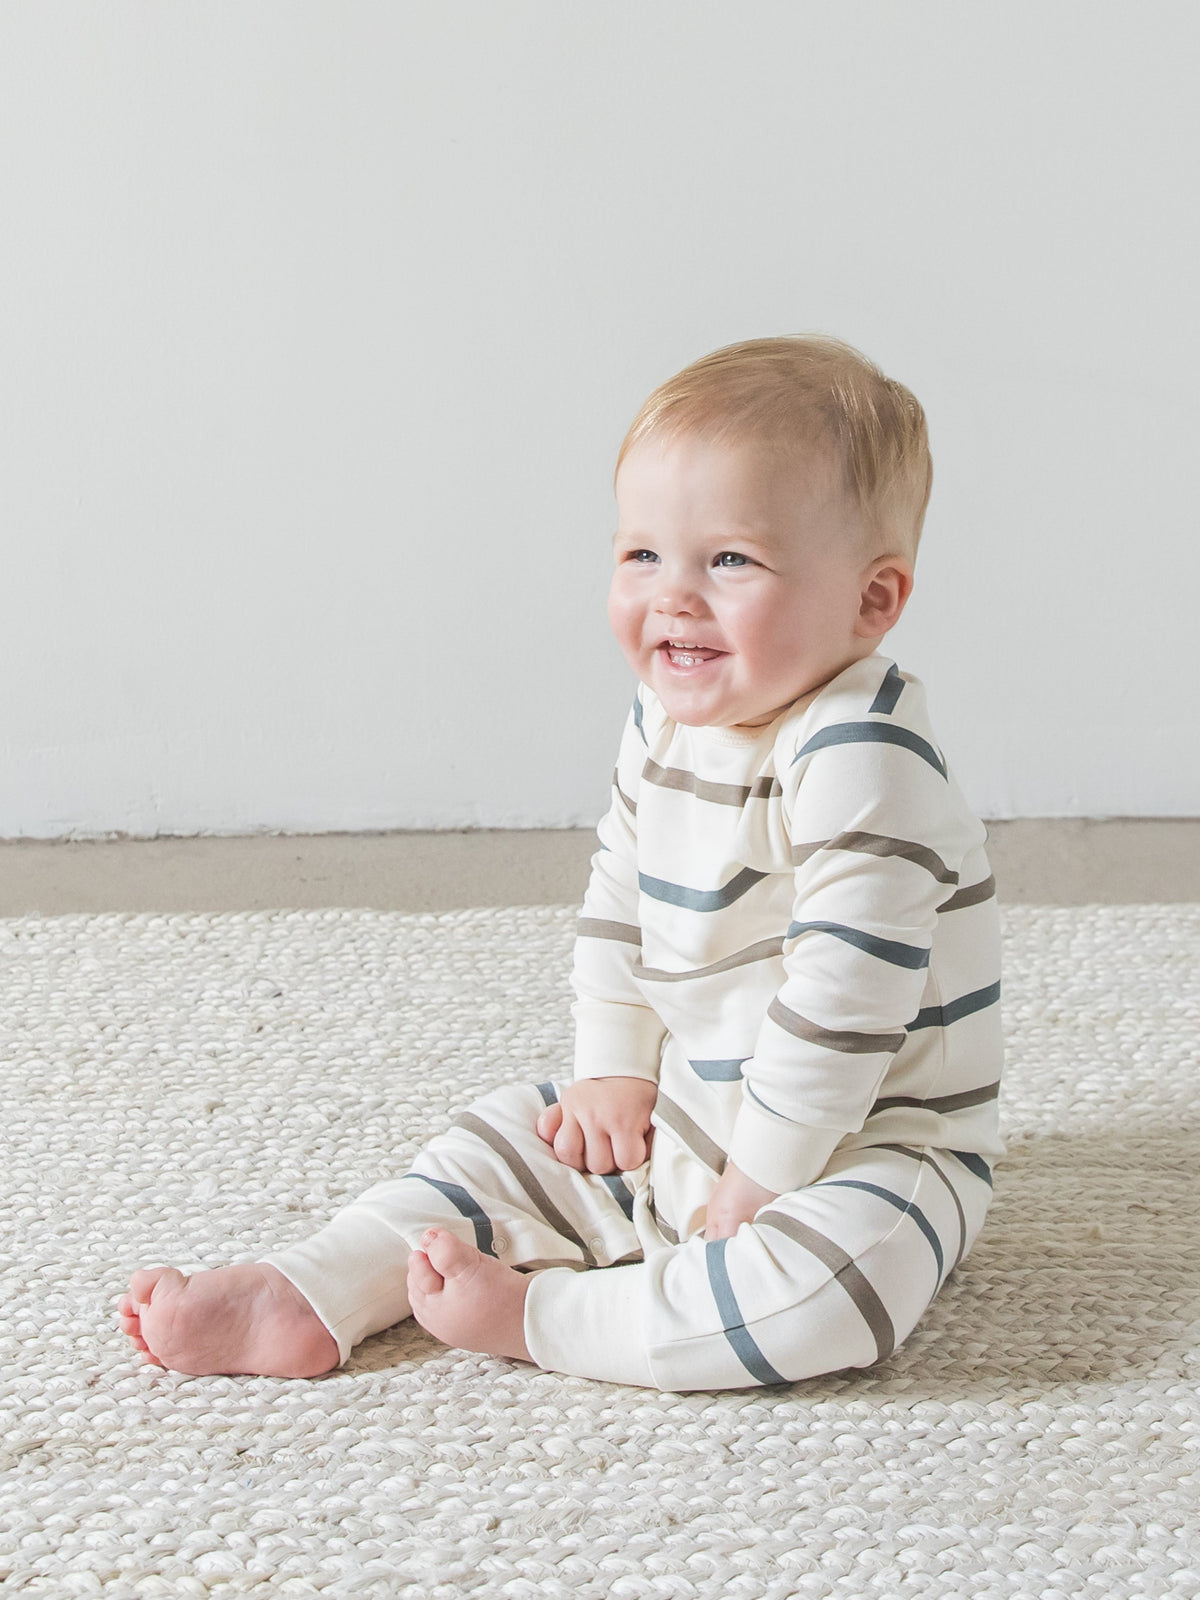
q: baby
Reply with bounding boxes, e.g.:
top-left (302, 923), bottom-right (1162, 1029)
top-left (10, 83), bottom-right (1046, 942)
top-left (120, 335), bottom-right (1003, 1390)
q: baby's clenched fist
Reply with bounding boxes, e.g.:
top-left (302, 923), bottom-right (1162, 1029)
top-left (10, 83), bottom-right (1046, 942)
top-left (535, 1076), bottom-right (657, 1174)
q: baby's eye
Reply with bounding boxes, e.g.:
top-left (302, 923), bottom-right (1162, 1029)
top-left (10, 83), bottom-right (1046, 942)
top-left (627, 549), bottom-right (659, 564)
top-left (714, 551), bottom-right (751, 568)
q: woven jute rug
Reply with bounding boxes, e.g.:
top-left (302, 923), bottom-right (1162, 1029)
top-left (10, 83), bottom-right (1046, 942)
top-left (0, 903), bottom-right (1197, 1597)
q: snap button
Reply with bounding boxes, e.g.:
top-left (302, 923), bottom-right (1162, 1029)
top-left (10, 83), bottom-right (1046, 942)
top-left (492, 1234), bottom-right (509, 1255)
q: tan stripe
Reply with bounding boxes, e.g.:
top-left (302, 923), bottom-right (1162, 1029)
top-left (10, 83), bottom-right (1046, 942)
top-left (791, 831), bottom-right (958, 885)
top-left (455, 1111), bottom-right (597, 1266)
top-left (937, 874), bottom-right (996, 913)
top-left (576, 917), bottom-right (641, 946)
top-left (642, 757), bottom-right (749, 806)
top-left (791, 840), bottom-right (825, 868)
top-left (642, 758), bottom-right (782, 808)
top-left (767, 996), bottom-right (905, 1055)
top-left (870, 1081), bottom-right (1001, 1116)
top-left (652, 1094), bottom-right (727, 1176)
top-left (633, 936), bottom-right (784, 983)
top-left (612, 769), bottom-right (637, 816)
top-left (756, 1208), bottom-right (895, 1362)
top-left (609, 1248), bottom-right (645, 1267)
top-left (646, 1185), bottom-right (682, 1245)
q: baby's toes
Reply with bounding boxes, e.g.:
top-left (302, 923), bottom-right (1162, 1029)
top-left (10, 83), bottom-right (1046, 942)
top-left (117, 1293), bottom-right (143, 1336)
top-left (406, 1248), bottom-right (444, 1299)
top-left (419, 1227), bottom-right (480, 1283)
top-left (129, 1265), bottom-right (182, 1307)
top-left (116, 1300), bottom-right (157, 1360)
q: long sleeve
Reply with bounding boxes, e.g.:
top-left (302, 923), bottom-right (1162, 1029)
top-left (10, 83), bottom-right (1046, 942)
top-left (726, 712), bottom-right (976, 1194)
top-left (570, 699), bottom-right (668, 1083)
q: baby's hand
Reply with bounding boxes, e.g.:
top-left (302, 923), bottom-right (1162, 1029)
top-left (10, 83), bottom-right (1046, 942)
top-left (703, 1162), bottom-right (779, 1240)
top-left (536, 1077), bottom-right (657, 1174)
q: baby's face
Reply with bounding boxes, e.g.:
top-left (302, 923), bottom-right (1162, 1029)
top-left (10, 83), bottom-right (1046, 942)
top-left (609, 432), bottom-right (879, 729)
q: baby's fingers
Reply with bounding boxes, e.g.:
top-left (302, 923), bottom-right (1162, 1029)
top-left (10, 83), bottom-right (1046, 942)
top-left (609, 1124), bottom-right (652, 1172)
top-left (552, 1115), bottom-right (586, 1170)
top-left (536, 1103), bottom-right (563, 1145)
top-left (582, 1130), bottom-right (616, 1176)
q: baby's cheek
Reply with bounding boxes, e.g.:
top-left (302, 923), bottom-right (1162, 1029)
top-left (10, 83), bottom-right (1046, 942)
top-left (607, 590), bottom-right (645, 657)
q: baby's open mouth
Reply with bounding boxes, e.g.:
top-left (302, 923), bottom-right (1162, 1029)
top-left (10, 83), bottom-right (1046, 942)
top-left (659, 641), bottom-right (724, 667)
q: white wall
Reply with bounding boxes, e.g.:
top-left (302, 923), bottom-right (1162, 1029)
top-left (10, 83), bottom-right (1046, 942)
top-left (2, 1), bottom-right (1197, 837)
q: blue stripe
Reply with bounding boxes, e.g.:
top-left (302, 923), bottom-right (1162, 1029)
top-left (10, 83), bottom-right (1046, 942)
top-left (632, 692), bottom-right (647, 745)
top-left (869, 663), bottom-right (905, 715)
top-left (405, 1174), bottom-right (496, 1258)
top-left (744, 1080), bottom-right (785, 1118)
top-left (690, 1058), bottom-right (748, 1081)
top-left (535, 1082), bottom-right (559, 1107)
top-left (639, 866), bottom-right (768, 912)
top-left (786, 919), bottom-right (930, 970)
top-left (705, 1239), bottom-right (787, 1385)
top-left (909, 980), bottom-right (1001, 1031)
top-left (819, 1180), bottom-right (944, 1279)
top-left (601, 1173), bottom-right (637, 1223)
top-left (791, 721), bottom-right (947, 779)
top-left (948, 1149), bottom-right (993, 1188)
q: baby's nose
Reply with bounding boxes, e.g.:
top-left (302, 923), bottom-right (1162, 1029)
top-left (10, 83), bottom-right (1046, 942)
top-left (656, 579), bottom-right (705, 616)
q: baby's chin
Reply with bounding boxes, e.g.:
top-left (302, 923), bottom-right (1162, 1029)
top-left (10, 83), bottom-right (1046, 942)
top-left (660, 701), bottom-right (782, 731)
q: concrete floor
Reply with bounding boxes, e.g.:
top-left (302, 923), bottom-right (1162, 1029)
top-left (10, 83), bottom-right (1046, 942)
top-left (1, 819), bottom-right (1197, 914)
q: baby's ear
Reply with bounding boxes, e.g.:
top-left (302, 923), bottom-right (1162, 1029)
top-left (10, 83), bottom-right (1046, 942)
top-left (856, 557), bottom-right (913, 638)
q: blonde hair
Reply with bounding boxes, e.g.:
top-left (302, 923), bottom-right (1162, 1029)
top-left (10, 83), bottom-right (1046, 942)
top-left (616, 335), bottom-right (933, 559)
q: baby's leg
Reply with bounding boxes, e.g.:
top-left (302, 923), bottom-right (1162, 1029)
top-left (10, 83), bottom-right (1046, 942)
top-left (524, 1143), bottom-right (994, 1390)
top-left (120, 1081), bottom-right (645, 1377)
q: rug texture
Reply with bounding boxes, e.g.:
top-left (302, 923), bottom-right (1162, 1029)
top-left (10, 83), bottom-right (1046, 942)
top-left (0, 903), bottom-right (1197, 1598)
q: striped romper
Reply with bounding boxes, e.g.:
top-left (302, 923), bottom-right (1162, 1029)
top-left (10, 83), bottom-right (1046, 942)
top-left (267, 653), bottom-right (1004, 1390)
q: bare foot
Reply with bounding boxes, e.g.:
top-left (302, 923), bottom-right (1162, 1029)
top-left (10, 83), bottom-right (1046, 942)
top-left (117, 1263), bottom-right (340, 1378)
top-left (407, 1228), bottom-right (532, 1363)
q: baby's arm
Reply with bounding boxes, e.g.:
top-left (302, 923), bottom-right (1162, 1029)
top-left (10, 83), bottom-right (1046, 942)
top-left (551, 694), bottom-right (667, 1174)
top-left (536, 1077), bottom-right (657, 1174)
top-left (727, 722), bottom-right (962, 1200)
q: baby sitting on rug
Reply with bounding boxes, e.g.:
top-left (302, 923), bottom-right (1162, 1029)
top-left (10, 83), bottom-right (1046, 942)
top-left (120, 335), bottom-right (1003, 1391)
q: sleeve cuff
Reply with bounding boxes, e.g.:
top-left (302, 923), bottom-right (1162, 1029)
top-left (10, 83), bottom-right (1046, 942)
top-left (726, 1094), bottom-right (846, 1194)
top-left (571, 999), bottom-right (666, 1084)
